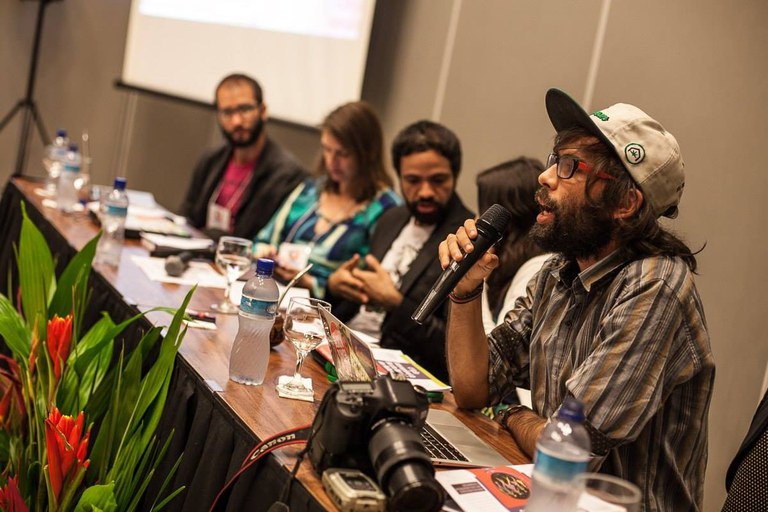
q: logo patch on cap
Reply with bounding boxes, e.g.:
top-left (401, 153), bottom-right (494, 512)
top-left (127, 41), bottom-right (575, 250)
top-left (592, 111), bottom-right (609, 121)
top-left (624, 143), bottom-right (645, 164)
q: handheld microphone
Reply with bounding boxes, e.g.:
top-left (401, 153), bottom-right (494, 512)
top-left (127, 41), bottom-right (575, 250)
top-left (411, 204), bottom-right (512, 324)
top-left (165, 251), bottom-right (196, 277)
top-left (163, 247), bottom-right (215, 277)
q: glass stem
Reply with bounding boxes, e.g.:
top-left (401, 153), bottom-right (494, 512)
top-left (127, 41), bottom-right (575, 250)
top-left (293, 351), bottom-right (307, 381)
top-left (223, 278), bottom-right (233, 304)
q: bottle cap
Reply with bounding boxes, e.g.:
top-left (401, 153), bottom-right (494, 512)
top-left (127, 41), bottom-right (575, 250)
top-left (56, 129), bottom-right (67, 138)
top-left (256, 258), bottom-right (274, 276)
top-left (68, 143), bottom-right (79, 152)
top-left (557, 396), bottom-right (586, 423)
top-left (113, 177), bottom-right (127, 191)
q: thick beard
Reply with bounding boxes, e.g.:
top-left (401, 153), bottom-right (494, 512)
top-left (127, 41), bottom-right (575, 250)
top-left (529, 187), bottom-right (615, 261)
top-left (407, 199), bottom-right (447, 226)
top-left (221, 117), bottom-right (264, 148)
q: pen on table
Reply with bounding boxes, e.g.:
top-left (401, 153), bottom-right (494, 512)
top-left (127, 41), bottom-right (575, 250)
top-left (187, 309), bottom-right (217, 324)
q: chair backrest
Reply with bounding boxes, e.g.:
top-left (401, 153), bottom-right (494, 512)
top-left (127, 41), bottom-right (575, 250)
top-left (722, 388), bottom-right (768, 511)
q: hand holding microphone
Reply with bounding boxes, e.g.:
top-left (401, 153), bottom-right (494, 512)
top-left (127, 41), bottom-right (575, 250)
top-left (439, 220), bottom-right (500, 291)
top-left (411, 204), bottom-right (511, 324)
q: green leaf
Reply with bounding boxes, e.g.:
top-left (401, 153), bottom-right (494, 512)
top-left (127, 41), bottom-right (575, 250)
top-left (150, 485), bottom-right (185, 512)
top-left (74, 482), bottom-right (118, 512)
top-left (70, 304), bottom-right (158, 384)
top-left (18, 202), bottom-right (55, 338)
top-left (82, 305), bottom-right (166, 422)
top-left (50, 233), bottom-right (100, 339)
top-left (133, 290), bottom-right (194, 446)
top-left (145, 436), bottom-right (184, 512)
top-left (117, 434), bottom-right (154, 509)
top-left (0, 293), bottom-right (30, 359)
top-left (0, 429), bottom-right (10, 464)
top-left (88, 349), bottom-right (142, 481)
top-left (58, 315), bottom-right (115, 414)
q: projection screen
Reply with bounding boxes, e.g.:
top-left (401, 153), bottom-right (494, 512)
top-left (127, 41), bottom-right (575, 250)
top-left (121, 0), bottom-right (377, 126)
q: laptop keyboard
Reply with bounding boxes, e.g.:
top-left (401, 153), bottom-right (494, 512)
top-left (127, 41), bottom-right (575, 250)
top-left (420, 423), bottom-right (469, 462)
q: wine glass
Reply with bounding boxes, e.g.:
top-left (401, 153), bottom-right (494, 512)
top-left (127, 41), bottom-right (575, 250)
top-left (212, 236), bottom-right (252, 314)
top-left (576, 473), bottom-right (641, 512)
top-left (277, 297), bottom-right (331, 399)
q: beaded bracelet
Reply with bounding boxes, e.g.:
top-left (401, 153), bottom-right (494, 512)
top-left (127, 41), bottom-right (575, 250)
top-left (448, 283), bottom-right (484, 304)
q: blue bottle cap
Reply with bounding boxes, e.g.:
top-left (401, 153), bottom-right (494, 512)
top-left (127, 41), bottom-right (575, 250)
top-left (56, 129), bottom-right (67, 137)
top-left (557, 396), bottom-right (586, 423)
top-left (68, 143), bottom-right (79, 152)
top-left (114, 177), bottom-right (127, 191)
top-left (256, 258), bottom-right (274, 276)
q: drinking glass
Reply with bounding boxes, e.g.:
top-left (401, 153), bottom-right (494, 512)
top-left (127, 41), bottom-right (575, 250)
top-left (212, 236), bottom-right (252, 314)
top-left (277, 297), bottom-right (331, 398)
top-left (576, 473), bottom-right (641, 512)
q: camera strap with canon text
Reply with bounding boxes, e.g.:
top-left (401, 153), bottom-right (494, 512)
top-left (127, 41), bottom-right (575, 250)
top-left (208, 424), bottom-right (313, 512)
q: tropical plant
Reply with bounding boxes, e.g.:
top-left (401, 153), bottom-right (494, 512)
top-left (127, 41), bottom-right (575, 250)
top-left (0, 203), bottom-right (190, 511)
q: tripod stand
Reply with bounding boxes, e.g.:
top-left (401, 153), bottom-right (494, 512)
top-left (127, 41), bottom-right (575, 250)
top-left (0, 0), bottom-right (55, 177)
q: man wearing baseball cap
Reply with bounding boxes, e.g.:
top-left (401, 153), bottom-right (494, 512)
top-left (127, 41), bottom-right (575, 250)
top-left (439, 89), bottom-right (714, 510)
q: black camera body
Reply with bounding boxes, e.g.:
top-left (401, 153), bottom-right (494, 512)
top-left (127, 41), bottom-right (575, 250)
top-left (310, 376), bottom-right (444, 512)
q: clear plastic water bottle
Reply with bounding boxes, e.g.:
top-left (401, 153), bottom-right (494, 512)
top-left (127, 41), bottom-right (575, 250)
top-left (43, 129), bottom-right (69, 196)
top-left (526, 397), bottom-right (592, 512)
top-left (57, 143), bottom-right (81, 213)
top-left (74, 171), bottom-right (91, 208)
top-left (95, 177), bottom-right (129, 267)
top-left (229, 258), bottom-right (279, 385)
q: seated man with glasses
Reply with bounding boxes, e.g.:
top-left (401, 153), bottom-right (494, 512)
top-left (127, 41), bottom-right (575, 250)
top-left (181, 73), bottom-right (307, 239)
top-left (439, 89), bottom-right (714, 511)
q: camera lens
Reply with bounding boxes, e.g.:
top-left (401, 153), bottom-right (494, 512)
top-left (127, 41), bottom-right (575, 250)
top-left (385, 462), bottom-right (445, 511)
top-left (369, 421), bottom-right (445, 512)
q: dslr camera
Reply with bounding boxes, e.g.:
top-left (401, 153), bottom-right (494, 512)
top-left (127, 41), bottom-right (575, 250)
top-left (310, 375), bottom-right (445, 512)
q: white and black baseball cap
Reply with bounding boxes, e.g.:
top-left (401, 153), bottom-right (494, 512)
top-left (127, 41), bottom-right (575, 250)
top-left (546, 88), bottom-right (685, 218)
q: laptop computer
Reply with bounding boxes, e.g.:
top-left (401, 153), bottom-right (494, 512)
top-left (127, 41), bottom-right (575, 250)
top-left (318, 308), bottom-right (378, 382)
top-left (318, 309), bottom-right (511, 468)
top-left (423, 409), bottom-right (510, 467)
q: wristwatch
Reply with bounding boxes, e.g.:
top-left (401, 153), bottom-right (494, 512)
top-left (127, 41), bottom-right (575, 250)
top-left (494, 404), bottom-right (531, 430)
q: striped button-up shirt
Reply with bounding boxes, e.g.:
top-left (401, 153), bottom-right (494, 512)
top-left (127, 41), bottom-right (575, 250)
top-left (488, 250), bottom-right (714, 512)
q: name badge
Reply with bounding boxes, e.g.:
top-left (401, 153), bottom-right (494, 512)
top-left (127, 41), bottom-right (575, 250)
top-left (278, 242), bottom-right (311, 270)
top-left (207, 203), bottom-right (232, 233)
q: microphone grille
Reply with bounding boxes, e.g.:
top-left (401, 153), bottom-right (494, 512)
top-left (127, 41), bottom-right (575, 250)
top-left (478, 204), bottom-right (513, 234)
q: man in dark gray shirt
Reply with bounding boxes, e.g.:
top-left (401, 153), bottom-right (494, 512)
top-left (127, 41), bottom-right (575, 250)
top-left (440, 89), bottom-right (714, 511)
top-left (181, 74), bottom-right (305, 240)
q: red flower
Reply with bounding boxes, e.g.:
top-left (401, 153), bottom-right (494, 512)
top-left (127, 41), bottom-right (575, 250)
top-left (0, 476), bottom-right (29, 512)
top-left (44, 407), bottom-right (91, 502)
top-left (0, 355), bottom-right (25, 428)
top-left (46, 314), bottom-right (73, 381)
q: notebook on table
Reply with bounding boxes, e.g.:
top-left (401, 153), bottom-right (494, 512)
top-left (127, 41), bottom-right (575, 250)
top-left (317, 309), bottom-right (510, 468)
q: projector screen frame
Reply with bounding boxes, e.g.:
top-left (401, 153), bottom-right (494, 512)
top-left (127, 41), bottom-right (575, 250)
top-left (119, 0), bottom-right (377, 128)
top-left (113, 80), bottom-right (324, 134)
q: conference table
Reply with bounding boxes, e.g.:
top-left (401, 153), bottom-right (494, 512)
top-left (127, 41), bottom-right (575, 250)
top-left (0, 177), bottom-right (528, 511)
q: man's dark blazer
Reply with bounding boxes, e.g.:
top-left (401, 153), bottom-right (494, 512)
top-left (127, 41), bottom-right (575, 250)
top-left (180, 138), bottom-right (307, 240)
top-left (331, 194), bottom-right (473, 383)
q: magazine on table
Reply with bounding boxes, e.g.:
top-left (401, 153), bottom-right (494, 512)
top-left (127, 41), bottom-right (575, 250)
top-left (436, 464), bottom-right (533, 512)
top-left (437, 464), bottom-right (630, 512)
